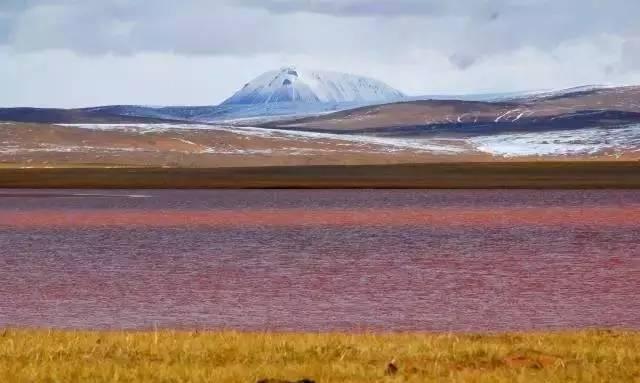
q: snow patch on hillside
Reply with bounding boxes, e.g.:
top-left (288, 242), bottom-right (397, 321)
top-left (470, 125), bottom-right (640, 157)
top-left (56, 123), bottom-right (640, 157)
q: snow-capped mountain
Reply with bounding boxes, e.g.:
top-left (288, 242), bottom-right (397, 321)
top-left (222, 67), bottom-right (405, 105)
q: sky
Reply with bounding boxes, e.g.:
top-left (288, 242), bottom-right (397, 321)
top-left (2, 0), bottom-right (640, 108)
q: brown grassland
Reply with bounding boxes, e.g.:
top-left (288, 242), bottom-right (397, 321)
top-left (1, 162), bottom-right (640, 189)
top-left (1, 330), bottom-right (639, 382)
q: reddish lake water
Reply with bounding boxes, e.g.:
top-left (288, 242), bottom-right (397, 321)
top-left (1, 189), bottom-right (639, 332)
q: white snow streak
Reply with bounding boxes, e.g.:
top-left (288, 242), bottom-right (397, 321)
top-left (494, 109), bottom-right (519, 123)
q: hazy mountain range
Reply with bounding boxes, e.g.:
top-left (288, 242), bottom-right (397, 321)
top-left (0, 67), bottom-right (587, 125)
top-left (0, 67), bottom-right (407, 124)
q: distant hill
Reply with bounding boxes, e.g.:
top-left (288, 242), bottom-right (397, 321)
top-left (2, 83), bottom-right (640, 133)
top-left (264, 85), bottom-right (640, 136)
top-left (0, 107), bottom-right (184, 124)
top-left (222, 67), bottom-right (405, 105)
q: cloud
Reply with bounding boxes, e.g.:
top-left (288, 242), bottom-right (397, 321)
top-left (237, 0), bottom-right (449, 17)
top-left (4, 1), bottom-right (368, 56)
top-left (0, 14), bottom-right (11, 44)
top-left (2, 0), bottom-right (640, 107)
top-left (620, 37), bottom-right (640, 72)
top-left (2, 0), bottom-right (639, 59)
top-left (449, 53), bottom-right (477, 70)
top-left (0, 47), bottom-right (296, 107)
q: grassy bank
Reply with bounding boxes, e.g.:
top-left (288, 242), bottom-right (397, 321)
top-left (0, 162), bottom-right (640, 188)
top-left (1, 330), bottom-right (639, 382)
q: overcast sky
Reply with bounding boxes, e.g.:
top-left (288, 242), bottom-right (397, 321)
top-left (2, 0), bottom-right (640, 108)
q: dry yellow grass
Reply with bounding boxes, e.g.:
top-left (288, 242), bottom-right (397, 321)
top-left (1, 330), bottom-right (640, 382)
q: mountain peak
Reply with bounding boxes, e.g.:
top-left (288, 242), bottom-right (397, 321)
top-left (222, 67), bottom-right (405, 105)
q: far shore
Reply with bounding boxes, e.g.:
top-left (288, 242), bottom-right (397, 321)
top-left (0, 162), bottom-right (639, 189)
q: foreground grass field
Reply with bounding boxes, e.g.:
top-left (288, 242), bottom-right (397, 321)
top-left (1, 330), bottom-right (639, 382)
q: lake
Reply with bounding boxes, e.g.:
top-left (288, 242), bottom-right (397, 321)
top-left (1, 189), bottom-right (639, 331)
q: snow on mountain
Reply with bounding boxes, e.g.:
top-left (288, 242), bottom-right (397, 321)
top-left (222, 67), bottom-right (405, 105)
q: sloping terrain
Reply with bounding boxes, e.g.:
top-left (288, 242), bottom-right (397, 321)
top-left (0, 102), bottom-right (382, 125)
top-left (0, 107), bottom-right (187, 124)
top-left (2, 86), bottom-right (640, 163)
top-left (0, 123), bottom-right (492, 167)
top-left (2, 121), bottom-right (639, 168)
top-left (265, 86), bottom-right (640, 136)
top-left (3, 85), bottom-right (638, 130)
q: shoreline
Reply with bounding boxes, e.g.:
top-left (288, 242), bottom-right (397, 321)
top-left (1, 161), bottom-right (639, 189)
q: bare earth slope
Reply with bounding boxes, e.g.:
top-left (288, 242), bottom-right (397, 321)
top-left (266, 86), bottom-right (640, 134)
top-left (4, 121), bottom-right (640, 168)
top-left (0, 123), bottom-right (492, 167)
